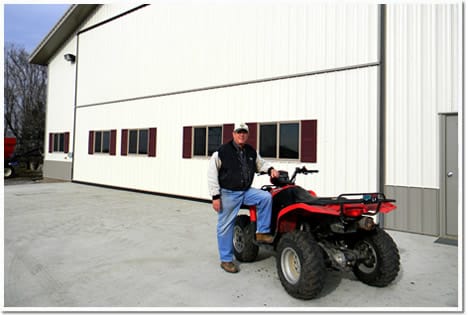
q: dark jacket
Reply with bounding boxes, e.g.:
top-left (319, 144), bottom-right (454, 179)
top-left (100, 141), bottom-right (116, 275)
top-left (217, 141), bottom-right (257, 191)
top-left (207, 140), bottom-right (272, 199)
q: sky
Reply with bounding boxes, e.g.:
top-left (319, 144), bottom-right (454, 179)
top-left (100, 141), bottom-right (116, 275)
top-left (4, 4), bottom-right (71, 53)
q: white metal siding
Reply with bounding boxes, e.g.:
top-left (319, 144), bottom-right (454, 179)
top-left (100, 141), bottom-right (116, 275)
top-left (44, 37), bottom-right (77, 163)
top-left (73, 67), bottom-right (378, 199)
top-left (75, 3), bottom-right (378, 106)
top-left (70, 2), bottom-right (381, 199)
top-left (79, 3), bottom-right (142, 30)
top-left (386, 3), bottom-right (462, 188)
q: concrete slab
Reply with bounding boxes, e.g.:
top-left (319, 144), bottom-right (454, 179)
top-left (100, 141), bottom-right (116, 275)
top-left (4, 182), bottom-right (460, 310)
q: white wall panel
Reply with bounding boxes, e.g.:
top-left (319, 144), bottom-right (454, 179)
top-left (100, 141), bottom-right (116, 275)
top-left (44, 37), bottom-right (77, 163)
top-left (386, 3), bottom-right (462, 188)
top-left (76, 2), bottom-right (378, 106)
top-left (79, 3), bottom-right (141, 30)
top-left (73, 67), bottom-right (378, 200)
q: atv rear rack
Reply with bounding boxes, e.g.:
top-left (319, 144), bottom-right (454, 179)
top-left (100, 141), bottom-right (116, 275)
top-left (309, 193), bottom-right (396, 216)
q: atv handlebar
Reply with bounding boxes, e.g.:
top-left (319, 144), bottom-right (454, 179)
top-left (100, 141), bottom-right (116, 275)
top-left (258, 166), bottom-right (319, 190)
top-left (257, 166), bottom-right (318, 180)
top-left (290, 167), bottom-right (319, 183)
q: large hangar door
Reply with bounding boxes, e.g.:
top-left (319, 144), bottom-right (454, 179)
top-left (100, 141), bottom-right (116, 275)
top-left (439, 113), bottom-right (458, 241)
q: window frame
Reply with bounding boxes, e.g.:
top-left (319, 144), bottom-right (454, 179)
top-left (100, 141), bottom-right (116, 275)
top-left (53, 133), bottom-right (65, 152)
top-left (192, 125), bottom-right (223, 157)
top-left (127, 128), bottom-right (150, 156)
top-left (183, 120), bottom-right (316, 162)
top-left (49, 132), bottom-right (69, 153)
top-left (258, 121), bottom-right (300, 160)
top-left (93, 130), bottom-right (111, 154)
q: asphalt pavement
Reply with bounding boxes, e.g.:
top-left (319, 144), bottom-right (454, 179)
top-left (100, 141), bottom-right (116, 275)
top-left (3, 180), bottom-right (461, 311)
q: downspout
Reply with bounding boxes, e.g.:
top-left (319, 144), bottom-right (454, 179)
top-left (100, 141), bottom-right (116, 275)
top-left (378, 4), bottom-right (387, 224)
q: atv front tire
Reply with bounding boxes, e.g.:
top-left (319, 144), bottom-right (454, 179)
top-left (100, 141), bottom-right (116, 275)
top-left (233, 215), bottom-right (259, 262)
top-left (352, 227), bottom-right (400, 287)
top-left (276, 231), bottom-right (325, 300)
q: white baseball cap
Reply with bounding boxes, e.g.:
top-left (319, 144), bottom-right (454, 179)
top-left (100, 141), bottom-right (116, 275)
top-left (234, 122), bottom-right (249, 133)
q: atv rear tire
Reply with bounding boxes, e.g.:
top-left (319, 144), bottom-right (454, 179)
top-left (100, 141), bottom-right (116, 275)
top-left (352, 227), bottom-right (400, 287)
top-left (276, 231), bottom-right (325, 300)
top-left (233, 215), bottom-right (259, 262)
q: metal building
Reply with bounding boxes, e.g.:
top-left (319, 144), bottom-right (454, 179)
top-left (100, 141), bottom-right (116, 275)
top-left (29, 2), bottom-right (462, 240)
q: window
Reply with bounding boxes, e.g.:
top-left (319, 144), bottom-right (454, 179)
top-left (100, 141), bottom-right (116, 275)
top-left (54, 133), bottom-right (65, 152)
top-left (128, 129), bottom-right (148, 155)
top-left (280, 123), bottom-right (299, 159)
top-left (193, 128), bottom-right (206, 156)
top-left (121, 128), bottom-right (157, 157)
top-left (259, 122), bottom-right (299, 159)
top-left (183, 120), bottom-right (316, 162)
top-left (193, 126), bottom-right (222, 157)
top-left (88, 130), bottom-right (116, 155)
top-left (49, 132), bottom-right (69, 153)
top-left (93, 131), bottom-right (111, 153)
top-left (259, 124), bottom-right (277, 158)
top-left (138, 129), bottom-right (148, 154)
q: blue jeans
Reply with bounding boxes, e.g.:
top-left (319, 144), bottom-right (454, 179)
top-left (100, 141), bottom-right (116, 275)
top-left (217, 188), bottom-right (272, 262)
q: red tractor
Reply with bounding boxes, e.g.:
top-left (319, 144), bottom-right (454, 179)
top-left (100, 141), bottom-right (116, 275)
top-left (4, 137), bottom-right (18, 178)
top-left (233, 167), bottom-right (400, 300)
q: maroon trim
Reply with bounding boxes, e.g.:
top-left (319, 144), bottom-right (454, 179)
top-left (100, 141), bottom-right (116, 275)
top-left (246, 122), bottom-right (257, 150)
top-left (64, 132), bottom-right (70, 153)
top-left (49, 133), bottom-right (54, 153)
top-left (121, 129), bottom-right (128, 156)
top-left (88, 131), bottom-right (94, 155)
top-left (182, 126), bottom-right (192, 158)
top-left (110, 130), bottom-right (117, 156)
top-left (222, 124), bottom-right (234, 144)
top-left (300, 120), bottom-right (317, 163)
top-left (149, 128), bottom-right (157, 157)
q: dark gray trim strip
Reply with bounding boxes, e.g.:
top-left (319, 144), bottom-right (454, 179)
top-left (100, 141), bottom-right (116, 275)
top-left (76, 61), bottom-right (380, 108)
top-left (377, 4), bottom-right (386, 225)
top-left (378, 4), bottom-right (386, 194)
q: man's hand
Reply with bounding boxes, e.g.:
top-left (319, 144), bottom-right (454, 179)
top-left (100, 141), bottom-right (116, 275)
top-left (212, 199), bottom-right (221, 212)
top-left (270, 168), bottom-right (280, 178)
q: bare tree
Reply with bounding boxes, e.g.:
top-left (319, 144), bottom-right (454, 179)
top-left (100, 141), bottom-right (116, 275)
top-left (4, 43), bottom-right (47, 155)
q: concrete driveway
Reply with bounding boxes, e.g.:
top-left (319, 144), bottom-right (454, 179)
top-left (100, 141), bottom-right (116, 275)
top-left (4, 181), bottom-right (460, 310)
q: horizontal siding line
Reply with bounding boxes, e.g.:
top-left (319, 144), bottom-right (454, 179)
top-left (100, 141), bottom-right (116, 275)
top-left (76, 61), bottom-right (380, 108)
top-left (384, 184), bottom-right (440, 190)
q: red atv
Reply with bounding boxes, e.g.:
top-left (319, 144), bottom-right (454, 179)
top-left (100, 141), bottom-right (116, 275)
top-left (233, 167), bottom-right (400, 300)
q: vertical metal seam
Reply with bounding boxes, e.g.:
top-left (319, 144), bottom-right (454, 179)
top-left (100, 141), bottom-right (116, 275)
top-left (71, 33), bottom-right (80, 181)
top-left (378, 4), bottom-right (387, 225)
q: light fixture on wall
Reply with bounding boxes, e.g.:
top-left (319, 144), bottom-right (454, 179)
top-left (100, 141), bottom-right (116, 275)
top-left (64, 53), bottom-right (76, 63)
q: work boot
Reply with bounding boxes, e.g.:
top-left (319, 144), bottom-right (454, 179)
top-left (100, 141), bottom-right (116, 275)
top-left (256, 233), bottom-right (274, 244)
top-left (220, 261), bottom-right (239, 273)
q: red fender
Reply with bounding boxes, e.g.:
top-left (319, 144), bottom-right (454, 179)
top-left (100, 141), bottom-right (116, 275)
top-left (249, 206), bottom-right (257, 222)
top-left (275, 201), bottom-right (397, 233)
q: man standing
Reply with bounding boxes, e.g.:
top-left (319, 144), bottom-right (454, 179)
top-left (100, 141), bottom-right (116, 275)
top-left (208, 122), bottom-right (279, 273)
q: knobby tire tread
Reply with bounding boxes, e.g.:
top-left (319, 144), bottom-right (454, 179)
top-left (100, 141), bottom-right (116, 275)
top-left (233, 215), bottom-right (259, 262)
top-left (276, 231), bottom-right (325, 300)
top-left (353, 227), bottom-right (400, 287)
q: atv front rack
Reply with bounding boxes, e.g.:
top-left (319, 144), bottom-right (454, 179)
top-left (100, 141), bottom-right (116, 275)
top-left (309, 193), bottom-right (396, 216)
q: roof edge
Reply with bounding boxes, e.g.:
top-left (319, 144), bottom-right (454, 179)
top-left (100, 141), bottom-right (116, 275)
top-left (29, 4), bottom-right (99, 65)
